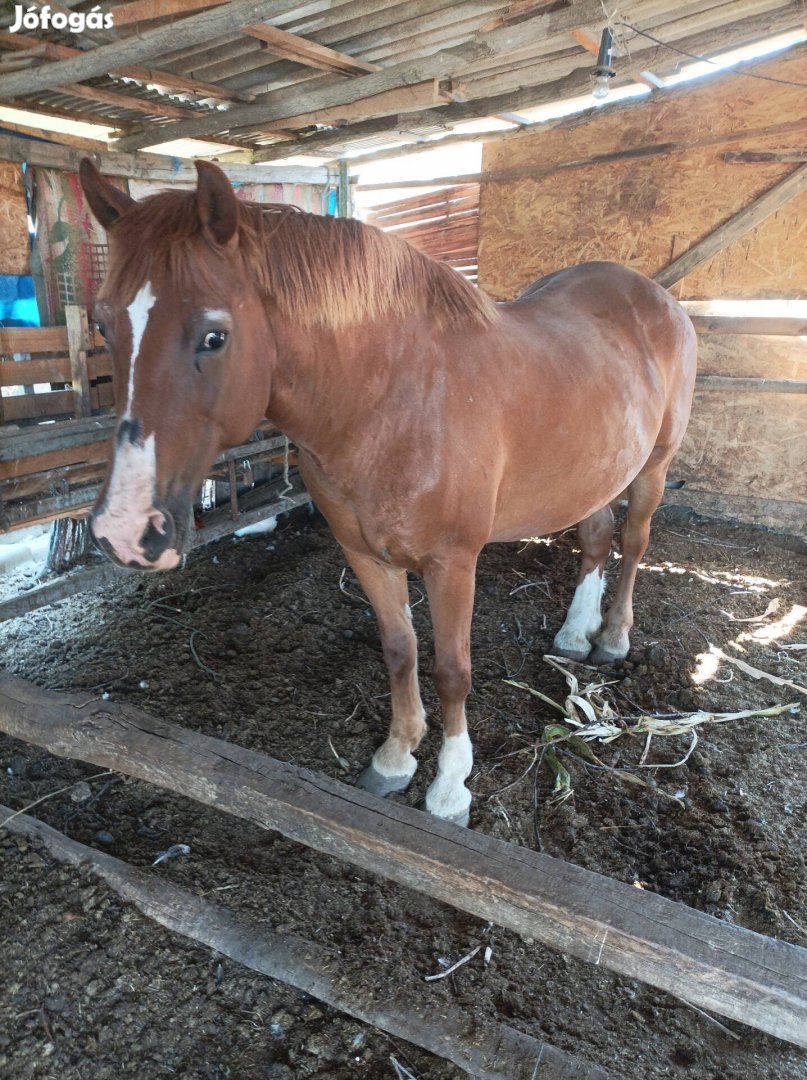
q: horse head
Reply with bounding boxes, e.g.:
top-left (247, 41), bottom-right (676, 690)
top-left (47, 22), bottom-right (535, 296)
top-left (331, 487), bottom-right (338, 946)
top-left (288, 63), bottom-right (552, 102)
top-left (79, 159), bottom-right (274, 570)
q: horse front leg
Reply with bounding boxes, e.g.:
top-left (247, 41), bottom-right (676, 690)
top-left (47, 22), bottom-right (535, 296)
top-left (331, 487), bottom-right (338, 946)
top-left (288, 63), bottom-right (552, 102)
top-left (346, 550), bottom-right (427, 797)
top-left (422, 551), bottom-right (478, 827)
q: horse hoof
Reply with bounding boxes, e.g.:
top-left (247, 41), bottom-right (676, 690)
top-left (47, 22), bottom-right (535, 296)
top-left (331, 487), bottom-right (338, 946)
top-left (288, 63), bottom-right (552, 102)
top-left (589, 645), bottom-right (627, 666)
top-left (425, 805), bottom-right (470, 828)
top-left (356, 765), bottom-right (413, 798)
top-left (549, 642), bottom-right (591, 663)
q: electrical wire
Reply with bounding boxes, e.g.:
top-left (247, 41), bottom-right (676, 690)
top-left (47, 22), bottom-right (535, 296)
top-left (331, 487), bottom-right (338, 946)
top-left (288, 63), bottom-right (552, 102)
top-left (613, 20), bottom-right (807, 89)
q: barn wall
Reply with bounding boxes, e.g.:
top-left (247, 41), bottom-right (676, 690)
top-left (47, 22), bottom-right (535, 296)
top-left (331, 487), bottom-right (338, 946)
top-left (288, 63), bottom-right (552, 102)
top-left (477, 47), bottom-right (807, 535)
top-left (477, 45), bottom-right (807, 301)
top-left (0, 162), bottom-right (29, 277)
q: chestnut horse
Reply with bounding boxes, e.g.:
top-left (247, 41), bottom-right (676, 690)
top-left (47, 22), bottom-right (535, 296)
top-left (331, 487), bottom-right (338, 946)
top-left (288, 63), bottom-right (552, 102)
top-left (79, 158), bottom-right (696, 826)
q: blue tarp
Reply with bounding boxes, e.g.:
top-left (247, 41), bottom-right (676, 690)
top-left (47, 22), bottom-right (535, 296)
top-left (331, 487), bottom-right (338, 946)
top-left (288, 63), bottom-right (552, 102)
top-left (0, 274), bottom-right (39, 327)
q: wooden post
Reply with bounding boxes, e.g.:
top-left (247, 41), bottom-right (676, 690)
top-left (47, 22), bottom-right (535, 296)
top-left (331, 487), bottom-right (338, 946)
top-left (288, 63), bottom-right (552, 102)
top-left (0, 671), bottom-right (805, 1050)
top-left (65, 305), bottom-right (91, 419)
top-left (667, 235), bottom-right (690, 299)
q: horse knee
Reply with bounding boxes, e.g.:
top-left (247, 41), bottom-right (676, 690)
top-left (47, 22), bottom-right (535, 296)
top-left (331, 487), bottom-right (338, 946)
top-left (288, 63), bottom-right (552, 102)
top-left (383, 629), bottom-right (416, 680)
top-left (433, 656), bottom-right (471, 703)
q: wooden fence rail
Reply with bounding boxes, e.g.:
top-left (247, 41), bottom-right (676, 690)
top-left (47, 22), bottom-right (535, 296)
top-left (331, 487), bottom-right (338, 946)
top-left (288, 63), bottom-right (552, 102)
top-left (1, 672), bottom-right (805, 1050)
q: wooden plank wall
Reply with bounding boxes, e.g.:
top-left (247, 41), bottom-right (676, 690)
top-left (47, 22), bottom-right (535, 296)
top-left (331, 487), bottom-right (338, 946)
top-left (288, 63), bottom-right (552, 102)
top-left (366, 184), bottom-right (480, 279)
top-left (476, 47), bottom-right (807, 534)
top-left (477, 45), bottom-right (807, 301)
top-left (0, 322), bottom-right (111, 424)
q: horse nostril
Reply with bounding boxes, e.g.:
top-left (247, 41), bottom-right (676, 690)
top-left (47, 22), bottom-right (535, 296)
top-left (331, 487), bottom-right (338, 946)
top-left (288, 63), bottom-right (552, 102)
top-left (140, 507), bottom-right (176, 562)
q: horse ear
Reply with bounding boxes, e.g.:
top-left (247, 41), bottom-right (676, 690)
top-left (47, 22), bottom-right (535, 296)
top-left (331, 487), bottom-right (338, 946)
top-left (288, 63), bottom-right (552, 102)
top-left (79, 158), bottom-right (135, 229)
top-left (195, 160), bottom-right (238, 249)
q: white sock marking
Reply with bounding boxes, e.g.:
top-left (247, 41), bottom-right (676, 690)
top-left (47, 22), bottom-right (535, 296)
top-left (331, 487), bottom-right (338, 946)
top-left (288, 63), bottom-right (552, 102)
top-left (124, 281), bottom-right (157, 419)
top-left (554, 568), bottom-right (605, 653)
top-left (425, 730), bottom-right (473, 821)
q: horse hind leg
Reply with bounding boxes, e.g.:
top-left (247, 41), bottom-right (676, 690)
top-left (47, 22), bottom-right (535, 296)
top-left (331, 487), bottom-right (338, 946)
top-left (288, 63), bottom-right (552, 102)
top-left (552, 505), bottom-right (614, 661)
top-left (422, 550), bottom-right (478, 827)
top-left (346, 551), bottom-right (427, 797)
top-left (590, 452), bottom-right (670, 664)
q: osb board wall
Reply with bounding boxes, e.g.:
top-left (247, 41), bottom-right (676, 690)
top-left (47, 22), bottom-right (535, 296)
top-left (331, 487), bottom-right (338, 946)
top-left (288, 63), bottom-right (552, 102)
top-left (698, 335), bottom-right (807, 379)
top-left (0, 162), bottom-right (28, 277)
top-left (478, 45), bottom-right (807, 301)
top-left (671, 392), bottom-right (807, 504)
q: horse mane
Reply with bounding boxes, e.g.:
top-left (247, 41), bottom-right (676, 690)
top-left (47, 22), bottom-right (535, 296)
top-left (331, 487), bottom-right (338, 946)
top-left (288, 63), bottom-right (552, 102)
top-left (102, 189), bottom-right (499, 330)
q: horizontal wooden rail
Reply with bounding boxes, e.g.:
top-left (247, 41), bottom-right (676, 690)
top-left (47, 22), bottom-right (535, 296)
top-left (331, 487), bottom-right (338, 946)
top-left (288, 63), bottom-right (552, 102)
top-left (689, 315), bottom-right (807, 336)
top-left (0, 673), bottom-right (804, 1048)
top-left (0, 805), bottom-right (605, 1080)
top-left (695, 376), bottom-right (807, 394)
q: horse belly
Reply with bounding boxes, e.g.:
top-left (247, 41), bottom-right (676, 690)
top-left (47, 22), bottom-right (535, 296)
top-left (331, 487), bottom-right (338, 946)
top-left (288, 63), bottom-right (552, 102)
top-left (487, 397), bottom-right (658, 542)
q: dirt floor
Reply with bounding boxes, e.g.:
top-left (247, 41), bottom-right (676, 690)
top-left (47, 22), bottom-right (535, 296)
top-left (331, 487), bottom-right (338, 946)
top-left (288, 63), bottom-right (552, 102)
top-left (1, 505), bottom-right (805, 1080)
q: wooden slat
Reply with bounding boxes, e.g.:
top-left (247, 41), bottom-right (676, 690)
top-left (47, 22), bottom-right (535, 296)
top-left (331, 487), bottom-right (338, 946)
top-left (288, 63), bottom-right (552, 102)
top-left (110, 0), bottom-right (230, 26)
top-left (654, 165), bottom-right (807, 289)
top-left (0, 382), bottom-right (114, 423)
top-left (689, 315), bottom-right (807, 336)
top-left (3, 806), bottom-right (605, 1080)
top-left (0, 357), bottom-right (70, 385)
top-left (66, 305), bottom-right (91, 419)
top-left (0, 326), bottom-right (69, 353)
top-left (0, 0), bottom-right (299, 99)
top-left (695, 376), bottom-right (807, 394)
top-left (252, 80), bottom-right (445, 133)
top-left (0, 673), bottom-right (805, 1049)
top-left (0, 29), bottom-right (251, 105)
top-left (243, 22), bottom-right (381, 76)
top-left (113, 0), bottom-right (607, 150)
top-left (53, 80), bottom-right (192, 120)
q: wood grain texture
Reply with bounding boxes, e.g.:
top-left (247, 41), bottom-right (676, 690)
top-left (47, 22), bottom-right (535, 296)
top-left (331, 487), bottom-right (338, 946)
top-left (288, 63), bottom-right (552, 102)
top-left (0, 672), bottom-right (805, 1048)
top-left (479, 45), bottom-right (807, 301)
top-left (0, 805), bottom-right (607, 1080)
top-left (0, 162), bottom-right (29, 277)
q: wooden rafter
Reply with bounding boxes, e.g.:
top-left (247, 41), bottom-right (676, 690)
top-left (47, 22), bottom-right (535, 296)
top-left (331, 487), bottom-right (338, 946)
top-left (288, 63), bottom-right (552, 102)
top-left (113, 0), bottom-right (609, 151)
top-left (248, 5), bottom-right (807, 162)
top-left (0, 30), bottom-right (253, 104)
top-left (109, 0), bottom-right (230, 26)
top-left (242, 22), bottom-right (381, 76)
top-left (0, 0), bottom-right (299, 99)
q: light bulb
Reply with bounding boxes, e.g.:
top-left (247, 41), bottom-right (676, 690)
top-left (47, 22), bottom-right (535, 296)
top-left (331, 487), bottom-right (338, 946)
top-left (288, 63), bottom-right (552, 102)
top-left (591, 74), bottom-right (611, 100)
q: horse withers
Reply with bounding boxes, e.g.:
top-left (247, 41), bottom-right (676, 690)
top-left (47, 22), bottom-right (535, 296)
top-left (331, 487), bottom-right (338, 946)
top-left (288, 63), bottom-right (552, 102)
top-left (79, 158), bottom-right (696, 826)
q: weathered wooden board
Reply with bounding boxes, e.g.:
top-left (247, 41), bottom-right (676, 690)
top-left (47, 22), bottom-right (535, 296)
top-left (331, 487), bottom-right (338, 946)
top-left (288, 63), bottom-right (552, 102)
top-left (1, 806), bottom-right (606, 1080)
top-left (0, 162), bottom-right (29, 277)
top-left (697, 334), bottom-right (807, 381)
top-left (672, 391), bottom-right (807, 504)
top-left (1, 672), bottom-right (806, 1050)
top-left (479, 46), bottom-right (807, 300)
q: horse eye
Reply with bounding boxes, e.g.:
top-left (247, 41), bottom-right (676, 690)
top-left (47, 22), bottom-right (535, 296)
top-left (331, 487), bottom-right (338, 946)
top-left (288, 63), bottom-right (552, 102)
top-left (95, 321), bottom-right (107, 339)
top-left (201, 330), bottom-right (228, 352)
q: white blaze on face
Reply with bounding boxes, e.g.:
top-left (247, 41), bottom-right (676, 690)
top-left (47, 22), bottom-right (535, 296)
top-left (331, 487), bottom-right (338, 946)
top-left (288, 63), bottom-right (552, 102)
top-left (123, 281), bottom-right (157, 419)
top-left (92, 280), bottom-right (178, 568)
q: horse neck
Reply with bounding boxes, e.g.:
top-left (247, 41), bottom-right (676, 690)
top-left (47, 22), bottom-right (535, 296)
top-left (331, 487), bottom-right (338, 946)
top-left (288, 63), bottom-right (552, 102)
top-left (266, 314), bottom-right (414, 452)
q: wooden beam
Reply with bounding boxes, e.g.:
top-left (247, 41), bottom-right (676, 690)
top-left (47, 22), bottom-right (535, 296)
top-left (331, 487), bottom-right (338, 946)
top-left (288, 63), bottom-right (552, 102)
top-left (246, 80), bottom-right (446, 135)
top-left (654, 165), bottom-right (807, 289)
top-left (0, 118), bottom-right (107, 151)
top-left (243, 22), bottom-right (381, 76)
top-left (0, 132), bottom-right (332, 185)
top-left (667, 235), bottom-right (690, 299)
top-left (1, 807), bottom-right (607, 1080)
top-left (251, 6), bottom-right (807, 161)
top-left (0, 30), bottom-right (252, 104)
top-left (47, 81), bottom-right (193, 119)
top-left (688, 314), bottom-right (807, 335)
top-left (724, 149), bottom-right (807, 163)
top-left (661, 489), bottom-right (807, 539)
top-left (0, 563), bottom-right (126, 620)
top-left (0, 672), bottom-right (805, 1049)
top-left (109, 0), bottom-right (230, 26)
top-left (113, 0), bottom-right (608, 151)
top-left (695, 375), bottom-right (807, 394)
top-left (0, 0), bottom-right (301, 99)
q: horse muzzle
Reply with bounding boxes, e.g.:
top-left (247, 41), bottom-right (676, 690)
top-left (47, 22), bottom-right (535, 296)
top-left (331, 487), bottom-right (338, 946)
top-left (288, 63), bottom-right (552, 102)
top-left (90, 499), bottom-right (184, 571)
